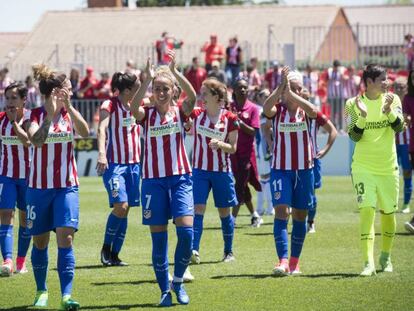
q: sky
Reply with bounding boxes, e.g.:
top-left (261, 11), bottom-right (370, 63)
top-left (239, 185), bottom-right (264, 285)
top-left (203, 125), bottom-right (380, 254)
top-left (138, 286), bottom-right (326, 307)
top-left (0, 0), bottom-right (392, 32)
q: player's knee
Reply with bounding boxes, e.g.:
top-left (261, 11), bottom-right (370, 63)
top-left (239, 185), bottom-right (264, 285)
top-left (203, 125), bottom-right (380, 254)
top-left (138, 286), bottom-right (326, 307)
top-left (275, 205), bottom-right (289, 219)
top-left (0, 209), bottom-right (14, 224)
top-left (112, 202), bottom-right (129, 218)
top-left (195, 204), bottom-right (206, 214)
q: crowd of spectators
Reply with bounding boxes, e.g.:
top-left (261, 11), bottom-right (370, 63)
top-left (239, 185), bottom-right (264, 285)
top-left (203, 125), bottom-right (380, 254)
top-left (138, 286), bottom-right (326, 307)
top-left (0, 32), bottom-right (412, 134)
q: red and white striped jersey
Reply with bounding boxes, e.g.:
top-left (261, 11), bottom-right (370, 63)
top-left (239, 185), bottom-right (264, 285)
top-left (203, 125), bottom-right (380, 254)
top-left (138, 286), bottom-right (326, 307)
top-left (396, 127), bottom-right (410, 145)
top-left (28, 107), bottom-right (78, 189)
top-left (0, 111), bottom-right (31, 179)
top-left (271, 104), bottom-right (314, 170)
top-left (309, 112), bottom-right (328, 155)
top-left (140, 105), bottom-right (191, 179)
top-left (191, 108), bottom-right (239, 172)
top-left (100, 97), bottom-right (140, 164)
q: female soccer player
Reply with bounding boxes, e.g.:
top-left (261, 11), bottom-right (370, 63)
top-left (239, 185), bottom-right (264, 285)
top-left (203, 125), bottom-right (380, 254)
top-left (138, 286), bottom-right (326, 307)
top-left (131, 52), bottom-right (196, 307)
top-left (230, 78), bottom-right (262, 227)
top-left (26, 64), bottom-right (89, 309)
top-left (263, 66), bottom-right (319, 276)
top-left (97, 72), bottom-right (141, 266)
top-left (345, 64), bottom-right (403, 276)
top-left (189, 78), bottom-right (239, 264)
top-left (0, 83), bottom-right (32, 276)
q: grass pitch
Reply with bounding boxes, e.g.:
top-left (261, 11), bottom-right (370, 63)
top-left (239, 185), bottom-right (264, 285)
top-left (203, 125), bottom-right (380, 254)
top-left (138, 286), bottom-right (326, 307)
top-left (1, 176), bottom-right (414, 310)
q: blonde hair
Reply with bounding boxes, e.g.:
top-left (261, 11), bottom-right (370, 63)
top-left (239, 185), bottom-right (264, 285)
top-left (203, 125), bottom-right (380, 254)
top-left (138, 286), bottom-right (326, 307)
top-left (32, 63), bottom-right (66, 97)
top-left (287, 70), bottom-right (303, 86)
top-left (32, 63), bottom-right (54, 81)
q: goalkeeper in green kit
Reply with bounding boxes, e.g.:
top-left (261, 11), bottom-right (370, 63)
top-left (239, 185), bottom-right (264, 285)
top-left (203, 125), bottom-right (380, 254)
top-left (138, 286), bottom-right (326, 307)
top-left (345, 64), bottom-right (404, 276)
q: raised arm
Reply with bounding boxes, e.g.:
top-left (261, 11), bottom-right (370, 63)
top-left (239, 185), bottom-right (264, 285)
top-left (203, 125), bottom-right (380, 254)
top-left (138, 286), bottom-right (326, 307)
top-left (316, 119), bottom-right (337, 159)
top-left (345, 96), bottom-right (367, 142)
top-left (60, 88), bottom-right (89, 138)
top-left (383, 93), bottom-right (404, 133)
top-left (6, 109), bottom-right (30, 147)
top-left (168, 50), bottom-right (196, 116)
top-left (27, 93), bottom-right (56, 147)
top-left (131, 58), bottom-right (152, 122)
top-left (263, 82), bottom-right (285, 118)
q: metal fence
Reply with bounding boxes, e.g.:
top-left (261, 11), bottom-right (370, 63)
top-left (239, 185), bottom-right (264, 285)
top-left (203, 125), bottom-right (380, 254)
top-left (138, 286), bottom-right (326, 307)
top-left (72, 99), bottom-right (102, 129)
top-left (2, 23), bottom-right (414, 80)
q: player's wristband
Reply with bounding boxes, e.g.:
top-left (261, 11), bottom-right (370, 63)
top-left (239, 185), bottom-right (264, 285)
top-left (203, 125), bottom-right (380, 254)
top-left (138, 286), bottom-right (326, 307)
top-left (356, 116), bottom-right (366, 129)
top-left (386, 110), bottom-right (397, 123)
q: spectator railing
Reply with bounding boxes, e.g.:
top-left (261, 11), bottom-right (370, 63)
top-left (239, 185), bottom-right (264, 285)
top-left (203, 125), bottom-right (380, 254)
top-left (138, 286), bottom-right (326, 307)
top-left (71, 99), bottom-right (103, 130)
top-left (3, 23), bottom-right (414, 81)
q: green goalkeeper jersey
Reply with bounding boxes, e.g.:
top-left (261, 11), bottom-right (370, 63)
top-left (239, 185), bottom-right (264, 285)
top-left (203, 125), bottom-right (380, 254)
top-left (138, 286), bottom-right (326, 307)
top-left (345, 93), bottom-right (404, 175)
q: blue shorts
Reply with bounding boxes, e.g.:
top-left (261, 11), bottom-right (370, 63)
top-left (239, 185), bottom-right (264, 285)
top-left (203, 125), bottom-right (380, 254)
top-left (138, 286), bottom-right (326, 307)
top-left (141, 174), bottom-right (193, 226)
top-left (397, 144), bottom-right (412, 171)
top-left (103, 163), bottom-right (141, 207)
top-left (26, 186), bottom-right (79, 235)
top-left (270, 169), bottom-right (314, 210)
top-left (0, 175), bottom-right (27, 211)
top-left (192, 169), bottom-right (238, 208)
top-left (313, 158), bottom-right (322, 189)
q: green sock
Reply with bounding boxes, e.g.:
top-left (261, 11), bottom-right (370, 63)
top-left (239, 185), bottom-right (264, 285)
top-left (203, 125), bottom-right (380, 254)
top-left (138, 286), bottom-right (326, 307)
top-left (360, 207), bottom-right (375, 265)
top-left (380, 212), bottom-right (396, 255)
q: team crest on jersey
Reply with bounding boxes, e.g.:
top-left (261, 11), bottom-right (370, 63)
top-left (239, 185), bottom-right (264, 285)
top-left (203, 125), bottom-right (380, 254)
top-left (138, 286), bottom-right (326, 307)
top-left (242, 112), bottom-right (249, 119)
top-left (112, 190), bottom-right (119, 198)
top-left (275, 192), bottom-right (281, 200)
top-left (27, 220), bottom-right (33, 229)
top-left (143, 209), bottom-right (151, 219)
top-left (357, 195), bottom-right (363, 204)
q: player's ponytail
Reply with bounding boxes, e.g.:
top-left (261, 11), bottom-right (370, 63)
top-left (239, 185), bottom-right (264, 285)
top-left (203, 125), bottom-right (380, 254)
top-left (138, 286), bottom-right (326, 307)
top-left (32, 63), bottom-right (66, 97)
top-left (111, 72), bottom-right (138, 93)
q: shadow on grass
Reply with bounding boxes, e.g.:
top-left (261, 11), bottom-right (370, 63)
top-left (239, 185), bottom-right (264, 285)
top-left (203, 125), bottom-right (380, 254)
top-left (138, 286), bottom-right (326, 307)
top-left (92, 279), bottom-right (157, 286)
top-left (301, 273), bottom-right (360, 279)
top-left (0, 306), bottom-right (33, 310)
top-left (198, 260), bottom-right (223, 265)
top-left (203, 226), bottom-right (222, 231)
top-left (52, 264), bottom-right (111, 271)
top-left (82, 303), bottom-right (159, 309)
top-left (211, 273), bottom-right (272, 279)
top-left (243, 232), bottom-right (273, 236)
top-left (395, 232), bottom-right (414, 236)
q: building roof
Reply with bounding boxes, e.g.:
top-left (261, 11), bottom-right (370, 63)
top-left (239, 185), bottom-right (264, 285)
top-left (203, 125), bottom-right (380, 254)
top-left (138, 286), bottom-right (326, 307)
top-left (344, 5), bottom-right (414, 47)
top-left (344, 5), bottom-right (414, 25)
top-left (0, 32), bottom-right (28, 66)
top-left (10, 5), bottom-right (341, 75)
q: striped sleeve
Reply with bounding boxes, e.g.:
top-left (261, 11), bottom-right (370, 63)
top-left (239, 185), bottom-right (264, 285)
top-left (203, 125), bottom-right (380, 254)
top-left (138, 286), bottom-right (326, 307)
top-left (345, 98), bottom-right (364, 142)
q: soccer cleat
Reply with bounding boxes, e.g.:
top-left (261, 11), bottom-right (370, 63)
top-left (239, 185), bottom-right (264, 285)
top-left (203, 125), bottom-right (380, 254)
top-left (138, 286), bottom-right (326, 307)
top-left (222, 252), bottom-right (236, 263)
top-left (33, 291), bottom-right (48, 308)
top-left (265, 209), bottom-right (275, 216)
top-left (360, 262), bottom-right (376, 277)
top-left (15, 257), bottom-right (28, 274)
top-left (168, 273), bottom-right (173, 282)
top-left (159, 291), bottom-right (172, 307)
top-left (183, 267), bottom-right (194, 282)
top-left (401, 205), bottom-right (410, 214)
top-left (272, 260), bottom-right (289, 277)
top-left (405, 221), bottom-right (414, 234)
top-left (191, 250), bottom-right (200, 264)
top-left (290, 264), bottom-right (302, 276)
top-left (307, 222), bottom-right (316, 234)
top-left (110, 252), bottom-right (128, 266)
top-left (379, 254), bottom-right (393, 273)
top-left (0, 259), bottom-right (14, 277)
top-left (60, 295), bottom-right (80, 311)
top-left (172, 282), bottom-right (190, 305)
top-left (100, 245), bottom-right (112, 266)
top-left (251, 216), bottom-right (263, 228)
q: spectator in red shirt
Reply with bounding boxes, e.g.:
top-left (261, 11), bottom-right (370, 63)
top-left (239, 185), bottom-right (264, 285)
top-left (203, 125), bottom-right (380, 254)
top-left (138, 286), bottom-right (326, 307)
top-left (185, 57), bottom-right (207, 95)
top-left (94, 72), bottom-right (112, 100)
top-left (79, 66), bottom-right (97, 99)
top-left (264, 60), bottom-right (281, 92)
top-left (201, 34), bottom-right (225, 72)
